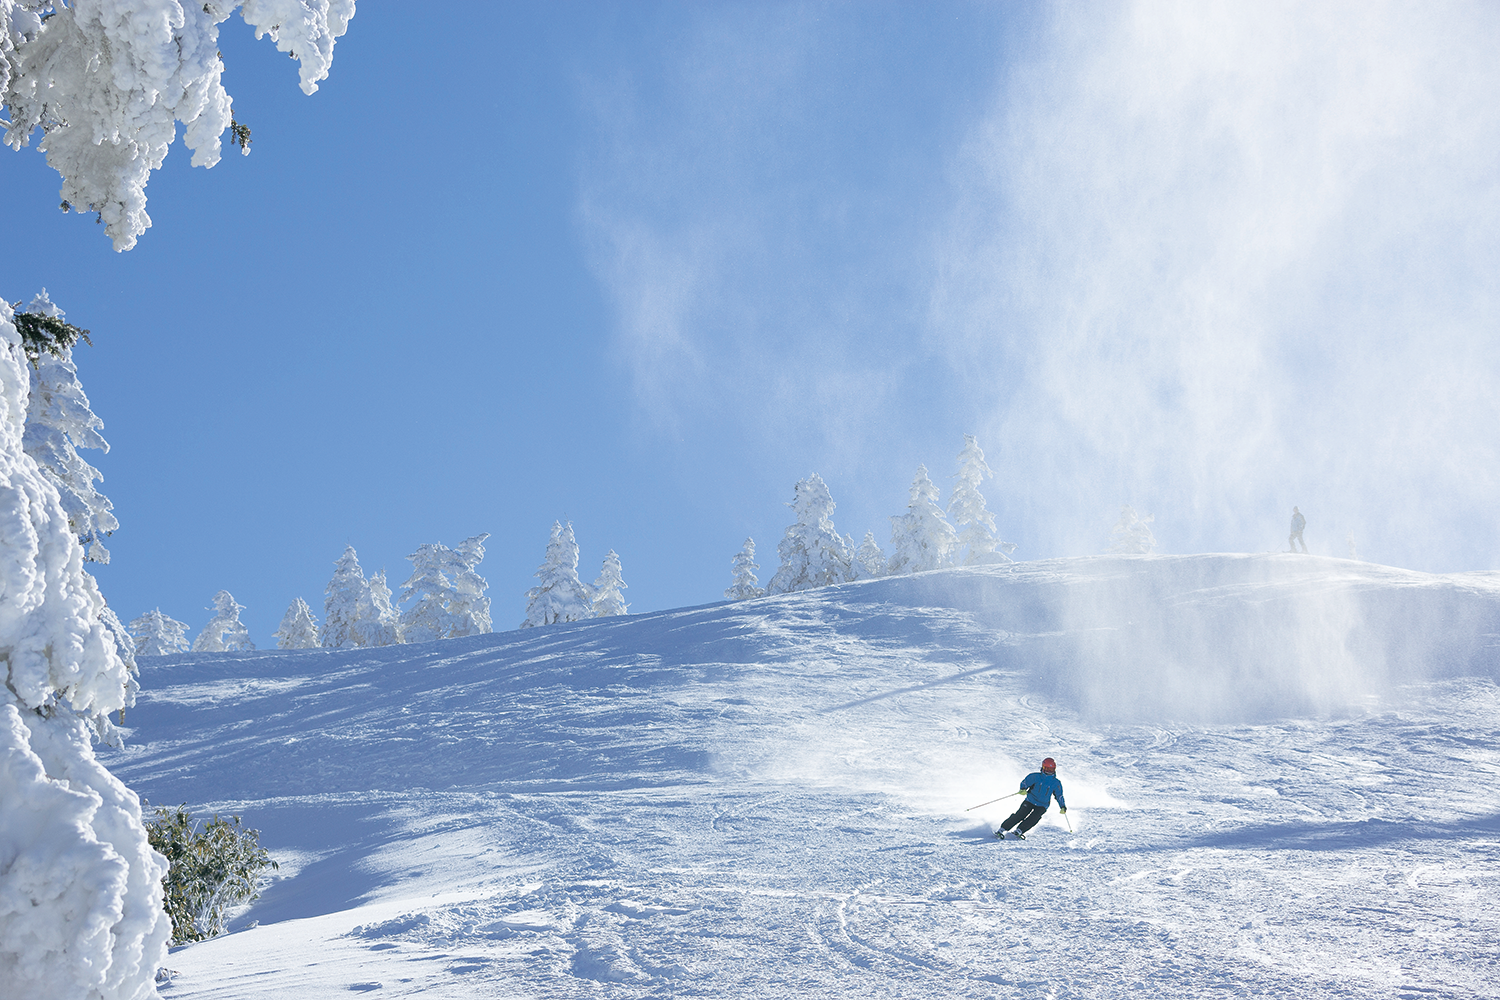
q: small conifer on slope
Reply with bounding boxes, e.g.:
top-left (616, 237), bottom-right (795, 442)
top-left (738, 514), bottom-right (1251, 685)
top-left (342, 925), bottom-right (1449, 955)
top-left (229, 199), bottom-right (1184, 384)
top-left (725, 538), bottom-right (764, 601)
top-left (321, 546), bottom-right (399, 648)
top-left (128, 608), bottom-right (191, 656)
top-left (948, 435), bottom-right (1016, 565)
top-left (591, 550), bottom-right (629, 617)
top-left (888, 465), bottom-right (958, 575)
top-left (191, 591), bottom-right (254, 652)
top-left (766, 474), bottom-right (853, 595)
top-left (522, 521), bottom-right (593, 627)
top-left (273, 598), bottom-right (321, 650)
top-left (21, 290), bottom-right (118, 564)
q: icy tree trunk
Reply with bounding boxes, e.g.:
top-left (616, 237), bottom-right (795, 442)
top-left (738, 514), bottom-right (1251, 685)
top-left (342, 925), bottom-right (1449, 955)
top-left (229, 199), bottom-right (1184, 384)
top-left (0, 302), bottom-right (169, 1000)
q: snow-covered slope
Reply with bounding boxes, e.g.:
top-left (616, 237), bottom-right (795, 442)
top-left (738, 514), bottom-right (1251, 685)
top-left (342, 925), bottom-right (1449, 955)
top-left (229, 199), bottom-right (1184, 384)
top-left (106, 554), bottom-right (1500, 998)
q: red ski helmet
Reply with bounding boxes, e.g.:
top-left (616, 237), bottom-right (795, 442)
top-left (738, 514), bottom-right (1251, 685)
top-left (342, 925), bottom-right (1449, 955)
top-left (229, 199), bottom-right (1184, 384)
top-left (1041, 757), bottom-right (1057, 775)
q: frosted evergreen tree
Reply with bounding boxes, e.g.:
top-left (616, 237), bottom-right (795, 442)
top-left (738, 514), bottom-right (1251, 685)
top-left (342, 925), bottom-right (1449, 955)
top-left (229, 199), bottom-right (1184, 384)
top-left (1107, 505), bottom-right (1157, 554)
top-left (766, 474), bottom-right (853, 595)
top-left (444, 534), bottom-right (492, 637)
top-left (273, 597), bottom-right (320, 650)
top-left (321, 545), bottom-right (398, 648)
top-left (192, 590), bottom-right (254, 652)
top-left (948, 434), bottom-right (1015, 565)
top-left (0, 299), bottom-right (168, 1000)
top-left (2, 0), bottom-right (355, 251)
top-left (725, 537), bottom-right (764, 601)
top-left (591, 549), bottom-right (629, 617)
top-left (522, 521), bottom-right (593, 627)
top-left (853, 531), bottom-right (888, 580)
top-left (888, 465), bottom-right (959, 575)
top-left (128, 608), bottom-right (191, 656)
top-left (20, 290), bottom-right (118, 563)
top-left (399, 542), bottom-right (461, 643)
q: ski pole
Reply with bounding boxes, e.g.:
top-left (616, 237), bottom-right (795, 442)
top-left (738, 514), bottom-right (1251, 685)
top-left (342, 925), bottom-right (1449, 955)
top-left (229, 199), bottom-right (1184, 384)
top-left (1063, 812), bottom-right (1073, 832)
top-left (966, 790), bottom-right (1025, 812)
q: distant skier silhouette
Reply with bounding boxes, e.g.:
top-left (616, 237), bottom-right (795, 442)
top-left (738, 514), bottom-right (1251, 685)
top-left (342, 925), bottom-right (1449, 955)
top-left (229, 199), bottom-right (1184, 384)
top-left (1289, 507), bottom-right (1307, 553)
top-left (996, 757), bottom-right (1067, 840)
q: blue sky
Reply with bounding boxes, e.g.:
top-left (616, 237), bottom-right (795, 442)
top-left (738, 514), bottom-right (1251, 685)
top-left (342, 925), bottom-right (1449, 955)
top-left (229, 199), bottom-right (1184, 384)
top-left (4, 2), bottom-right (1499, 642)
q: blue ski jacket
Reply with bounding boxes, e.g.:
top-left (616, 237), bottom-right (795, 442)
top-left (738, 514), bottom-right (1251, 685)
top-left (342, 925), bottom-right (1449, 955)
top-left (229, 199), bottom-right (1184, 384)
top-left (1020, 772), bottom-right (1066, 811)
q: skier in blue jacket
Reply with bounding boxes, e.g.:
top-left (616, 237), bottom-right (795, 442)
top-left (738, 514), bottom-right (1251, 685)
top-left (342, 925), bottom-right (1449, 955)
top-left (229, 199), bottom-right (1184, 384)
top-left (996, 757), bottom-right (1067, 840)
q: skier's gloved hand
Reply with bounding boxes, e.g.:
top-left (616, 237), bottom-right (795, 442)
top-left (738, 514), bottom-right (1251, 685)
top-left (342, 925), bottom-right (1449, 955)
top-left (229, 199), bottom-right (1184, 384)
top-left (1059, 808), bottom-right (1067, 814)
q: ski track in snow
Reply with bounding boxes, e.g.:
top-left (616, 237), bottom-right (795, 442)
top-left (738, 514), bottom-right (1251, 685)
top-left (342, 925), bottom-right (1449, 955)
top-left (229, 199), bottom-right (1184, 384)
top-left (106, 555), bottom-right (1500, 999)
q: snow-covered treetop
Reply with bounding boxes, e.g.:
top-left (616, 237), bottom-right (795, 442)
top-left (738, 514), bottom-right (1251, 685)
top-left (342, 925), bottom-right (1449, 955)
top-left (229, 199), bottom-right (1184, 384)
top-left (888, 465), bottom-right (958, 575)
top-left (191, 589), bottom-right (254, 652)
top-left (0, 297), bottom-right (133, 737)
top-left (127, 607), bottom-right (190, 656)
top-left (1108, 505), bottom-right (1157, 555)
top-left (522, 521), bottom-right (592, 628)
top-left (591, 549), bottom-right (628, 618)
top-left (1, 0), bottom-right (356, 250)
top-left (20, 290), bottom-right (117, 562)
top-left (766, 474), bottom-right (853, 595)
top-left (273, 596), bottom-right (320, 649)
top-left (725, 537), bottom-right (763, 601)
top-left (948, 434), bottom-right (1013, 565)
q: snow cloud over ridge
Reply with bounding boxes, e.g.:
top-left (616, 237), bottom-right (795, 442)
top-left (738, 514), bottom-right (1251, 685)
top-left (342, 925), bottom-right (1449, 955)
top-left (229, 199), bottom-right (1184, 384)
top-left (579, 2), bottom-right (1500, 572)
top-left (937, 0), bottom-right (1500, 567)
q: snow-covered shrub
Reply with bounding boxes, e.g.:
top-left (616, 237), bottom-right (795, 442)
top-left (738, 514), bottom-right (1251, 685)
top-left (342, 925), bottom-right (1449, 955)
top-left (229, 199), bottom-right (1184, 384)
top-left (1, 0), bottom-right (355, 250)
top-left (144, 804), bottom-right (277, 945)
top-left (0, 297), bottom-right (169, 1000)
top-left (191, 590), bottom-right (254, 652)
top-left (766, 474), bottom-right (853, 595)
top-left (725, 537), bottom-right (764, 601)
top-left (128, 607), bottom-right (191, 656)
top-left (1108, 505), bottom-right (1157, 554)
top-left (522, 521), bottom-right (593, 627)
top-left (272, 597), bottom-right (320, 649)
top-left (888, 465), bottom-right (958, 575)
top-left (20, 290), bottom-right (117, 563)
top-left (321, 546), bottom-right (399, 648)
top-left (591, 549), bottom-right (629, 617)
top-left (948, 434), bottom-right (1015, 565)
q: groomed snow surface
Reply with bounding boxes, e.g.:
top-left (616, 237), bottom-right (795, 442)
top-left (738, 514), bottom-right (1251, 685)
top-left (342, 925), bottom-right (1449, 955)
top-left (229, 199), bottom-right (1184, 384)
top-left (107, 555), bottom-right (1500, 998)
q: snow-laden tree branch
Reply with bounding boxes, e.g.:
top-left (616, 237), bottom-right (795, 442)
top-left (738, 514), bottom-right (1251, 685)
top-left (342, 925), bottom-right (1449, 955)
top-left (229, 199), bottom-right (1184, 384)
top-left (1, 0), bottom-right (355, 250)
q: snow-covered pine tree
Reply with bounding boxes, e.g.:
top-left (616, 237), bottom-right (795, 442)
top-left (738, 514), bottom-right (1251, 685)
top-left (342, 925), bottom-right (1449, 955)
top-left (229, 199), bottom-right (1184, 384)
top-left (725, 537), bottom-right (764, 601)
top-left (399, 542), bottom-right (460, 644)
top-left (521, 521), bottom-right (593, 627)
top-left (191, 590), bottom-right (254, 652)
top-left (766, 473), bottom-right (853, 595)
top-left (853, 531), bottom-right (888, 580)
top-left (591, 549), bottom-right (629, 617)
top-left (272, 598), bottom-right (320, 650)
top-left (888, 465), bottom-right (959, 575)
top-left (1107, 505), bottom-right (1157, 554)
top-left (0, 298), bottom-right (169, 1000)
top-left (1, 0), bottom-right (354, 251)
top-left (948, 434), bottom-right (1015, 565)
top-left (128, 608), bottom-right (191, 656)
top-left (20, 290), bottom-right (118, 563)
top-left (444, 534), bottom-right (492, 637)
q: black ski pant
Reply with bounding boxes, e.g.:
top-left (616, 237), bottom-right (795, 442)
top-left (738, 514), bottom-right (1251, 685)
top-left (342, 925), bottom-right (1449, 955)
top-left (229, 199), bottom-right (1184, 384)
top-left (1001, 801), bottom-right (1047, 834)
